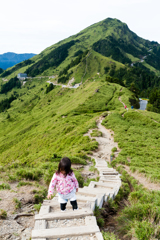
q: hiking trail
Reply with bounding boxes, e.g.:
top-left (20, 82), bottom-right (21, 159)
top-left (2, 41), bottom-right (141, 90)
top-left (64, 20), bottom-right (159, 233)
top-left (31, 117), bottom-right (122, 240)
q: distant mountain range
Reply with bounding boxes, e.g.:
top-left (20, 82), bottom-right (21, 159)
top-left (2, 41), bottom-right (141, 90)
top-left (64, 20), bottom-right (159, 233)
top-left (0, 52), bottom-right (36, 70)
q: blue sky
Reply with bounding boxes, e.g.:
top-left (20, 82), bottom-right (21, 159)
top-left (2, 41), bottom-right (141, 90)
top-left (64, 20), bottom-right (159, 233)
top-left (1, 0), bottom-right (160, 54)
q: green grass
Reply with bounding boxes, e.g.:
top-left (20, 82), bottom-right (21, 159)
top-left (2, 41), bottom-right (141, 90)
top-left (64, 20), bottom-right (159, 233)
top-left (91, 129), bottom-right (102, 137)
top-left (113, 166), bottom-right (160, 239)
top-left (0, 183), bottom-right (10, 190)
top-left (0, 209), bottom-right (7, 219)
top-left (125, 53), bottom-right (140, 62)
top-left (13, 198), bottom-right (21, 209)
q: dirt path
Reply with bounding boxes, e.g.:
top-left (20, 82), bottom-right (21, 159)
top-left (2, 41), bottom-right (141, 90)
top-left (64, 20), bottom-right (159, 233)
top-left (84, 117), bottom-right (120, 162)
top-left (123, 165), bottom-right (160, 191)
top-left (118, 96), bottom-right (125, 107)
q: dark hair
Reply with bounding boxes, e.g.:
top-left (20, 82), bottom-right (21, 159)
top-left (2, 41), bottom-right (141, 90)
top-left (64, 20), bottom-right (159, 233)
top-left (56, 157), bottom-right (73, 177)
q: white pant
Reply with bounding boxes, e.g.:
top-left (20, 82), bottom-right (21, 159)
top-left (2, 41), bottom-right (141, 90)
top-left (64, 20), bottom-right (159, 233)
top-left (58, 188), bottom-right (76, 204)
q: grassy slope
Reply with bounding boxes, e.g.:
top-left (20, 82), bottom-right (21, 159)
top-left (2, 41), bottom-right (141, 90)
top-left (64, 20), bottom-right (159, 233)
top-left (73, 50), bottom-right (124, 83)
top-left (0, 77), bottom-right (126, 168)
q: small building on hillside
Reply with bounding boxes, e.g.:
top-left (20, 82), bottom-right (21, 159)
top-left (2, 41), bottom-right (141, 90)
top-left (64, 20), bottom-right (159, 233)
top-left (17, 73), bottom-right (27, 80)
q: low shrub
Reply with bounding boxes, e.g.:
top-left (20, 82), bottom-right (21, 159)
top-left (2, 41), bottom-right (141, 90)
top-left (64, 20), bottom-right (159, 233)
top-left (91, 129), bottom-right (102, 137)
top-left (94, 206), bottom-right (104, 227)
top-left (133, 220), bottom-right (155, 239)
top-left (84, 178), bottom-right (97, 187)
top-left (34, 203), bottom-right (41, 212)
top-left (0, 209), bottom-right (7, 219)
top-left (13, 198), bottom-right (21, 209)
top-left (8, 175), bottom-right (17, 182)
top-left (74, 171), bottom-right (84, 188)
top-left (17, 181), bottom-right (33, 187)
top-left (112, 147), bottom-right (117, 153)
top-left (16, 168), bottom-right (43, 181)
top-left (102, 231), bottom-right (120, 240)
top-left (0, 183), bottom-right (10, 190)
top-left (33, 188), bottom-right (47, 204)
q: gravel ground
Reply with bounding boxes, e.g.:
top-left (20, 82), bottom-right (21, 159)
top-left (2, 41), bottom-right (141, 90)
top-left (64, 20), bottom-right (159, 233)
top-left (47, 218), bottom-right (85, 228)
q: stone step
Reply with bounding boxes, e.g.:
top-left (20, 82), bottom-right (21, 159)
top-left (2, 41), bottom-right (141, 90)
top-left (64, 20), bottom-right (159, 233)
top-left (95, 163), bottom-right (108, 167)
top-left (39, 205), bottom-right (50, 215)
top-left (83, 186), bottom-right (112, 201)
top-left (99, 179), bottom-right (121, 187)
top-left (97, 167), bottom-right (116, 171)
top-left (99, 176), bottom-right (121, 182)
top-left (100, 175), bottom-right (120, 179)
top-left (95, 159), bottom-right (107, 165)
top-left (32, 224), bottom-right (100, 239)
top-left (35, 208), bottom-right (93, 221)
top-left (99, 172), bottom-right (119, 176)
top-left (34, 220), bottom-right (46, 229)
top-left (89, 181), bottom-right (118, 189)
top-left (97, 169), bottom-right (117, 173)
top-left (32, 239), bottom-right (46, 240)
top-left (89, 182), bottom-right (119, 199)
top-left (78, 188), bottom-right (104, 208)
top-left (76, 195), bottom-right (97, 211)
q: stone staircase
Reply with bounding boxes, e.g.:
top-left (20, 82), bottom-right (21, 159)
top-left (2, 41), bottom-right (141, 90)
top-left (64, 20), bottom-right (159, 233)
top-left (31, 158), bottom-right (121, 240)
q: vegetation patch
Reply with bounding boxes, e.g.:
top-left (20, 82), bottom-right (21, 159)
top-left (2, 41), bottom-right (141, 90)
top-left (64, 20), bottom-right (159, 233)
top-left (13, 198), bottom-right (21, 209)
top-left (0, 183), bottom-right (10, 190)
top-left (91, 129), bottom-right (102, 137)
top-left (0, 209), bottom-right (7, 219)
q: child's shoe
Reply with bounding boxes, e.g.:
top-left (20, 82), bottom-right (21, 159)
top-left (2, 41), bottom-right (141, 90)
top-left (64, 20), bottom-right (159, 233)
top-left (61, 209), bottom-right (66, 212)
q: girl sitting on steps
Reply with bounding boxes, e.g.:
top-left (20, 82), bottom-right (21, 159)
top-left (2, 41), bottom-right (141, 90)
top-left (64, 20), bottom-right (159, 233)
top-left (47, 157), bottom-right (79, 211)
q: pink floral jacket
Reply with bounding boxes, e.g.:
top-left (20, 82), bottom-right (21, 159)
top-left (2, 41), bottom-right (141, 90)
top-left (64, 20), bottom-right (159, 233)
top-left (48, 172), bottom-right (79, 195)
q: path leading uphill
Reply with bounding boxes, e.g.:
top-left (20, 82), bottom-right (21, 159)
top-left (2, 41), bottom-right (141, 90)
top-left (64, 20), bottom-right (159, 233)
top-left (31, 118), bottom-right (121, 240)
